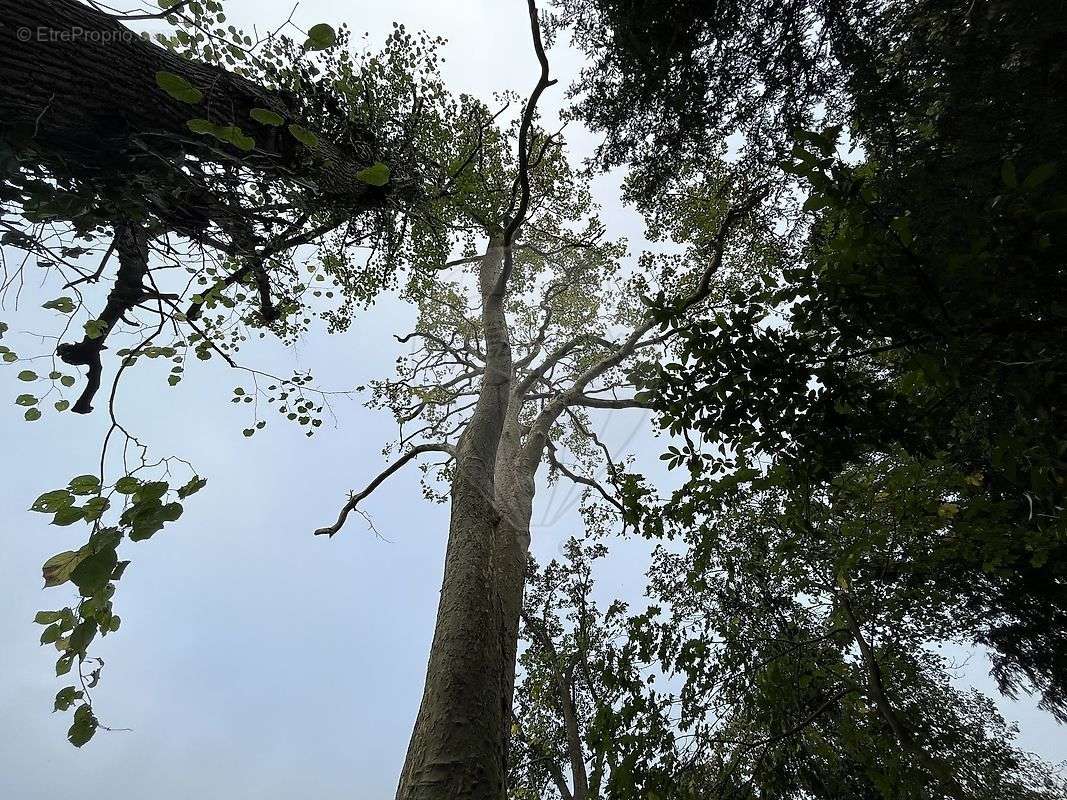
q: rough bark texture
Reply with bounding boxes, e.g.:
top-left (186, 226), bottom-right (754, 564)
top-left (0, 0), bottom-right (380, 196)
top-left (395, 242), bottom-right (534, 800)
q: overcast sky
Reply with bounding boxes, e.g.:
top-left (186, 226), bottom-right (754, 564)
top-left (0, 2), bottom-right (1063, 798)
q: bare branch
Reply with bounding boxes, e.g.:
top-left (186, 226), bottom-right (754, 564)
top-left (519, 186), bottom-right (769, 466)
top-left (568, 394), bottom-right (650, 410)
top-left (495, 0), bottom-right (557, 295)
top-left (546, 440), bottom-right (624, 514)
top-left (314, 443), bottom-right (457, 537)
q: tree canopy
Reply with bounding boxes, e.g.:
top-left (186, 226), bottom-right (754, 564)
top-left (2, 1), bottom-right (1064, 797)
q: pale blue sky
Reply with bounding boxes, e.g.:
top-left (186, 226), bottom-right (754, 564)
top-left (0, 2), bottom-right (1062, 798)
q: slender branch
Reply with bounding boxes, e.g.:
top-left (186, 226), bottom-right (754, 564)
top-left (314, 443), bottom-right (457, 537)
top-left (546, 440), bottom-right (623, 513)
top-left (495, 0), bottom-right (557, 296)
top-left (838, 592), bottom-right (969, 800)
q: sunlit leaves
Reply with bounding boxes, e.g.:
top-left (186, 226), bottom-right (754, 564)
top-left (356, 162), bottom-right (391, 186)
top-left (249, 107), bottom-right (284, 126)
top-left (287, 123), bottom-right (319, 149)
top-left (155, 71), bottom-right (203, 104)
top-left (304, 23), bottom-right (337, 51)
top-left (186, 119), bottom-right (255, 151)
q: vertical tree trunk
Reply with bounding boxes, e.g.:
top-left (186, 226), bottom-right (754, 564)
top-left (395, 244), bottom-right (536, 800)
top-left (394, 437), bottom-right (536, 799)
top-left (394, 483), bottom-right (512, 798)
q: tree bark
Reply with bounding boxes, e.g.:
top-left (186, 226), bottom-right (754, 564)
top-left (395, 242), bottom-right (534, 800)
top-left (0, 0), bottom-right (383, 198)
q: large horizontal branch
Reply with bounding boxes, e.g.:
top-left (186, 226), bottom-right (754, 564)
top-left (314, 442), bottom-right (457, 537)
top-left (567, 394), bottom-right (650, 410)
top-left (0, 0), bottom-right (398, 202)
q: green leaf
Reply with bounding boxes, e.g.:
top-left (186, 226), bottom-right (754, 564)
top-left (68, 620), bottom-right (97, 655)
top-left (159, 502), bottom-right (184, 522)
top-left (31, 489), bottom-right (74, 513)
top-left (177, 476), bottom-right (207, 498)
top-left (356, 162), bottom-right (391, 187)
top-left (43, 296), bottom-right (76, 313)
top-left (217, 125), bottom-right (255, 152)
top-left (187, 119), bottom-right (255, 151)
top-left (42, 548), bottom-right (90, 588)
top-left (155, 71), bottom-right (204, 104)
top-left (135, 481), bottom-right (169, 502)
top-left (24, 407), bottom-right (41, 421)
top-left (67, 705), bottom-right (98, 747)
top-left (250, 107), bottom-right (284, 126)
top-left (304, 23), bottom-right (337, 51)
top-left (187, 118), bottom-right (216, 135)
top-left (68, 475), bottom-right (101, 496)
top-left (71, 549), bottom-right (119, 596)
top-left (40, 623), bottom-right (62, 644)
top-left (60, 375), bottom-right (76, 387)
top-left (802, 193), bottom-right (830, 213)
top-left (83, 319), bottom-right (108, 340)
top-left (1023, 162), bottom-right (1056, 190)
top-left (16, 394), bottom-right (37, 406)
top-left (1001, 160), bottom-right (1018, 189)
top-left (889, 215), bottom-right (912, 246)
top-left (81, 496), bottom-right (110, 522)
top-left (17, 370), bottom-right (37, 381)
top-left (287, 124), bottom-right (319, 149)
top-left (51, 505), bottom-right (85, 526)
top-left (55, 654), bottom-right (74, 676)
top-left (55, 400), bottom-right (70, 412)
top-left (54, 686), bottom-right (82, 712)
top-left (34, 610), bottom-right (66, 625)
top-left (114, 476), bottom-right (141, 494)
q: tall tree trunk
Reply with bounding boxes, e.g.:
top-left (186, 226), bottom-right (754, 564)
top-left (395, 243), bottom-right (535, 800)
